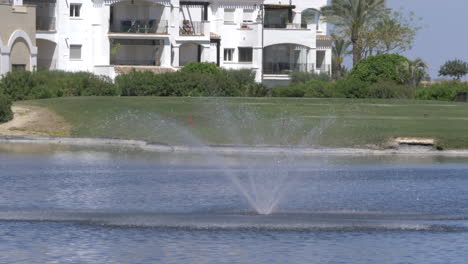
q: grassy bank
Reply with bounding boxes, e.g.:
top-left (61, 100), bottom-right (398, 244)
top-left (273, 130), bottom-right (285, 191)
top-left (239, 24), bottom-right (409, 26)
top-left (24, 97), bottom-right (468, 149)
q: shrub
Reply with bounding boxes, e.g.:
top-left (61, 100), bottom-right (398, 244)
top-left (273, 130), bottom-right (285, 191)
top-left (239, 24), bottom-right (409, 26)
top-left (0, 93), bottom-right (13, 123)
top-left (241, 83), bottom-right (271, 97)
top-left (273, 85), bottom-right (306, 97)
top-left (116, 70), bottom-right (241, 97)
top-left (0, 70), bottom-right (118, 100)
top-left (302, 80), bottom-right (336, 98)
top-left (180, 62), bottom-right (221, 74)
top-left (223, 69), bottom-right (256, 86)
top-left (349, 54), bottom-right (409, 84)
top-left (334, 79), bottom-right (370, 98)
top-left (367, 80), bottom-right (414, 99)
top-left (291, 71), bottom-right (332, 83)
top-left (415, 81), bottom-right (468, 101)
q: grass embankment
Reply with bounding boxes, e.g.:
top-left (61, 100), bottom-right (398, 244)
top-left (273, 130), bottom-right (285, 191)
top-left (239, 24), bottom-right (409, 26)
top-left (24, 97), bottom-right (468, 149)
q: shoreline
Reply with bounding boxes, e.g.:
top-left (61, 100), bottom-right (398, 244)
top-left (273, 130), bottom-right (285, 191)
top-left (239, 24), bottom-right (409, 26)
top-left (2, 135), bottom-right (468, 156)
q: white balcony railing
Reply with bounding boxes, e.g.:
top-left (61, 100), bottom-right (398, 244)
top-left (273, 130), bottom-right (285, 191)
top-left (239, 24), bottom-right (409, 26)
top-left (110, 19), bottom-right (168, 34)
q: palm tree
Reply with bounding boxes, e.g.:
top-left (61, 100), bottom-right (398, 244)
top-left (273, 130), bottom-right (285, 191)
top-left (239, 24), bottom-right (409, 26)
top-left (332, 35), bottom-right (351, 80)
top-left (403, 58), bottom-right (428, 88)
top-left (321, 0), bottom-right (387, 66)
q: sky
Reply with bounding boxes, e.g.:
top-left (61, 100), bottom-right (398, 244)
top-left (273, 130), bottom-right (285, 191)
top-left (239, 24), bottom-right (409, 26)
top-left (347, 0), bottom-right (468, 80)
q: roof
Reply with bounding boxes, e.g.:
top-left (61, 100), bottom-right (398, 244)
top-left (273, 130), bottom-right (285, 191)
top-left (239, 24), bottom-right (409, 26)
top-left (317, 35), bottom-right (334, 41)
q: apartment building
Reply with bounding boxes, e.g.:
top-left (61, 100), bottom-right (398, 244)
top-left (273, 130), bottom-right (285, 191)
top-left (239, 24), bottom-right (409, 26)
top-left (0, 0), bottom-right (37, 75)
top-left (25, 0), bottom-right (332, 84)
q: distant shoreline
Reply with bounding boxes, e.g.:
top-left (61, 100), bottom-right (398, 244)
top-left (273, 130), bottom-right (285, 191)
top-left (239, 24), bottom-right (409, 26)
top-left (2, 135), bottom-right (468, 156)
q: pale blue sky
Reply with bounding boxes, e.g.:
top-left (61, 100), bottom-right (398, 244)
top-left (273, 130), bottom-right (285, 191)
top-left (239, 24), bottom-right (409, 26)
top-left (388, 0), bottom-right (468, 80)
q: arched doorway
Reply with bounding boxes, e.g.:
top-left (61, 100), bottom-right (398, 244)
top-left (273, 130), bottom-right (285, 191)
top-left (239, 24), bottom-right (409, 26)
top-left (10, 38), bottom-right (31, 71)
top-left (37, 39), bottom-right (57, 70)
top-left (179, 42), bottom-right (200, 66)
top-left (263, 44), bottom-right (310, 74)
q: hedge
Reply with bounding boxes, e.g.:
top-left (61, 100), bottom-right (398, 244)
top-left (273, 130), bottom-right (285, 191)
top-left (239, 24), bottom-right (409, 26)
top-left (415, 81), bottom-right (468, 101)
top-left (0, 93), bottom-right (13, 123)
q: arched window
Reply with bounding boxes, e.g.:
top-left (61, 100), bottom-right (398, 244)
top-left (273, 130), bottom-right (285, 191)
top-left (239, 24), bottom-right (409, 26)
top-left (263, 44), bottom-right (311, 74)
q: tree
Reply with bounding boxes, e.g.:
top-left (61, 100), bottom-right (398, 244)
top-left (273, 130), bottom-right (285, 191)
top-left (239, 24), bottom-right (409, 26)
top-left (321, 0), bottom-right (387, 66)
top-left (331, 35), bottom-right (351, 80)
top-left (439, 59), bottom-right (468, 80)
top-left (358, 10), bottom-right (421, 57)
top-left (401, 58), bottom-right (428, 88)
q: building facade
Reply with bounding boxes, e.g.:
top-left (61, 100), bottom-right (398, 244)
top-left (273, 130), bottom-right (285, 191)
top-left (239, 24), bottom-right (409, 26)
top-left (25, 0), bottom-right (332, 83)
top-left (0, 0), bottom-right (37, 75)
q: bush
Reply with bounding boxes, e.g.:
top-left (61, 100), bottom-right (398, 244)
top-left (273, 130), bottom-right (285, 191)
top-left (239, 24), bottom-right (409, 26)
top-left (415, 81), bottom-right (468, 101)
top-left (241, 83), bottom-right (271, 97)
top-left (291, 71), bottom-right (332, 83)
top-left (180, 62), bottom-right (221, 74)
top-left (0, 93), bottom-right (13, 123)
top-left (302, 80), bottom-right (336, 98)
top-left (367, 80), bottom-right (414, 99)
top-left (349, 54), bottom-right (409, 84)
top-left (273, 85), bottom-right (306, 97)
top-left (334, 79), bottom-right (370, 98)
top-left (223, 69), bottom-right (256, 86)
top-left (0, 70), bottom-right (118, 101)
top-left (116, 70), bottom-right (242, 97)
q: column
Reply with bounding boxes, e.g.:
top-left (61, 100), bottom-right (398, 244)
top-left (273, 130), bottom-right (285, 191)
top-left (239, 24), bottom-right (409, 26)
top-left (200, 43), bottom-right (211, 63)
top-left (161, 39), bottom-right (172, 67)
top-left (172, 44), bottom-right (180, 67)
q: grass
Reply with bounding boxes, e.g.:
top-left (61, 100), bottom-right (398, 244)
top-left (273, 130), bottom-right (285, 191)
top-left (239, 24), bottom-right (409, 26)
top-left (23, 96), bottom-right (468, 149)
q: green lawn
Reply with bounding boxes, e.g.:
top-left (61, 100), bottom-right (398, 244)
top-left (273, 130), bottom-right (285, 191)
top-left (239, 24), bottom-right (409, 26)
top-left (24, 96), bottom-right (468, 149)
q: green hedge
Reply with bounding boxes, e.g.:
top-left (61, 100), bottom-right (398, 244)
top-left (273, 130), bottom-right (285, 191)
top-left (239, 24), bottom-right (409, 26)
top-left (415, 81), bottom-right (468, 101)
top-left (0, 93), bottom-right (13, 123)
top-left (116, 68), bottom-right (268, 97)
top-left (0, 70), bottom-right (118, 101)
top-left (273, 79), bottom-right (414, 99)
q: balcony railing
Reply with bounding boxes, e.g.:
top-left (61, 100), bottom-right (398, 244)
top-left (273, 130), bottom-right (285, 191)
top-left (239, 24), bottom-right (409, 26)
top-left (110, 19), bottom-right (168, 34)
top-left (179, 21), bottom-right (204, 36)
top-left (36, 16), bottom-right (56, 31)
top-left (263, 62), bottom-right (314, 75)
top-left (110, 58), bottom-right (158, 66)
top-left (264, 23), bottom-right (307, 29)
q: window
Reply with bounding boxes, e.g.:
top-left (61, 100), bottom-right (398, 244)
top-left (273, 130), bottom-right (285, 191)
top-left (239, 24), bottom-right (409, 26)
top-left (243, 9), bottom-right (254, 22)
top-left (12, 64), bottom-right (26, 71)
top-left (70, 45), bottom-right (82, 60)
top-left (70, 3), bottom-right (81, 17)
top-left (238, 47), bottom-right (253, 63)
top-left (224, 48), bottom-right (234, 62)
top-left (224, 9), bottom-right (235, 22)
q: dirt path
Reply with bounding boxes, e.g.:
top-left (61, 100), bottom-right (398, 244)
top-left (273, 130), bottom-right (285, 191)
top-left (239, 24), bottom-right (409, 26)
top-left (0, 104), bottom-right (71, 137)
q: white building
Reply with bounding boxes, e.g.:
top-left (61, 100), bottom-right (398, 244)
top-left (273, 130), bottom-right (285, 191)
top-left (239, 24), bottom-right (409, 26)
top-left (28, 0), bottom-right (332, 84)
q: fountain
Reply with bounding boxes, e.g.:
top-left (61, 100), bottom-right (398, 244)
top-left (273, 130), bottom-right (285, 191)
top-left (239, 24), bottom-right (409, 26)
top-left (131, 102), bottom-right (337, 215)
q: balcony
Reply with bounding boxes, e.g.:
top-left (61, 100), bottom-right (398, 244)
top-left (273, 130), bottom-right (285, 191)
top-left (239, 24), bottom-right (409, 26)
top-left (264, 23), bottom-right (307, 29)
top-left (110, 19), bottom-right (168, 34)
top-left (264, 62), bottom-right (314, 75)
top-left (179, 21), bottom-right (205, 36)
top-left (36, 16), bottom-right (56, 32)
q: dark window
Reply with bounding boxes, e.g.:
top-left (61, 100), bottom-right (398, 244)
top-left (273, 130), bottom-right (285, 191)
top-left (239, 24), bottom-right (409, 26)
top-left (70, 45), bottom-right (82, 60)
top-left (70, 4), bottom-right (81, 17)
top-left (12, 64), bottom-right (26, 71)
top-left (224, 48), bottom-right (234, 62)
top-left (238, 47), bottom-right (253, 62)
